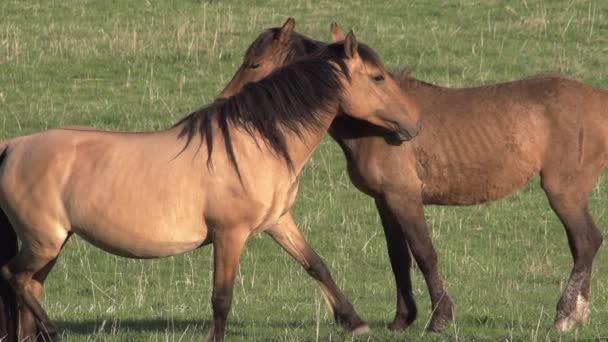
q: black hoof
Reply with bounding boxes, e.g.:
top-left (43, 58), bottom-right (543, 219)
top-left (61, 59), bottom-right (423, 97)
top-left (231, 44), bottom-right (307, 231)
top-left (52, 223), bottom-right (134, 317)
top-left (388, 313), bottom-right (416, 331)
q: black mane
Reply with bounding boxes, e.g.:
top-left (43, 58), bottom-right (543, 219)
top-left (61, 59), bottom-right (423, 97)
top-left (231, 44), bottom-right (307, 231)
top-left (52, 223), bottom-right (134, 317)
top-left (175, 44), bottom-right (345, 174)
top-left (174, 38), bottom-right (384, 175)
top-left (244, 28), bottom-right (327, 67)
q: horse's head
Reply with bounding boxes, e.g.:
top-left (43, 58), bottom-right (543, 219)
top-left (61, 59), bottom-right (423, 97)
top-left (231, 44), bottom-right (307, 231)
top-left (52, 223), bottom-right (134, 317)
top-left (218, 18), bottom-right (310, 99)
top-left (219, 19), bottom-right (421, 141)
top-left (328, 31), bottom-right (421, 141)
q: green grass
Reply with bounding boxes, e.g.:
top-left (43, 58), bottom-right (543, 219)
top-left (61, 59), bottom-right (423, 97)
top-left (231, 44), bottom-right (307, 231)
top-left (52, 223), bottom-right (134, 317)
top-left (1, 0), bottom-right (608, 340)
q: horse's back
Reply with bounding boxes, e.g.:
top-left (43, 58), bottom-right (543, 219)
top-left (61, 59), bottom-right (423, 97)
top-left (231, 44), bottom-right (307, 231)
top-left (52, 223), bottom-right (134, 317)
top-left (411, 74), bottom-right (608, 204)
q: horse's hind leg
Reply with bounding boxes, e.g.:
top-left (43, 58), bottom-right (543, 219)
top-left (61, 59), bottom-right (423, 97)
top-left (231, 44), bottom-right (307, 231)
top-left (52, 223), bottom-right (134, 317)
top-left (0, 221), bottom-right (68, 342)
top-left (0, 209), bottom-right (18, 341)
top-left (1, 249), bottom-right (62, 342)
top-left (541, 169), bottom-right (604, 331)
top-left (267, 213), bottom-right (369, 333)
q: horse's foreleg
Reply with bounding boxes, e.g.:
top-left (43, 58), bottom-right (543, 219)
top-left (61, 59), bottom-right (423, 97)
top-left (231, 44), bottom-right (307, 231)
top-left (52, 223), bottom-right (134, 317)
top-left (542, 175), bottom-right (603, 332)
top-left (380, 192), bottom-right (453, 332)
top-left (207, 229), bottom-right (249, 342)
top-left (374, 198), bottom-right (417, 330)
top-left (266, 213), bottom-right (369, 333)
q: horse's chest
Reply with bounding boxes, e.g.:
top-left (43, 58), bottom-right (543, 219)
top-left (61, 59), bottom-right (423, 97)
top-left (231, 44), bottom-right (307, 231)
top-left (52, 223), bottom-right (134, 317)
top-left (252, 178), bottom-right (301, 233)
top-left (346, 159), bottom-right (380, 196)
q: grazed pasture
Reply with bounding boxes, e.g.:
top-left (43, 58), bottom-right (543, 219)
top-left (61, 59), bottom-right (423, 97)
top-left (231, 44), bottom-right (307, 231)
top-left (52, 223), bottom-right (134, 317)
top-left (1, 1), bottom-right (607, 340)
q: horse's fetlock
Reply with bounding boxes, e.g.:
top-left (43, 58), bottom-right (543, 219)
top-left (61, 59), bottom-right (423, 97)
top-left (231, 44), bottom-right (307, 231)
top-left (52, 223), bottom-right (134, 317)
top-left (334, 307), bottom-right (365, 331)
top-left (212, 289), bottom-right (233, 316)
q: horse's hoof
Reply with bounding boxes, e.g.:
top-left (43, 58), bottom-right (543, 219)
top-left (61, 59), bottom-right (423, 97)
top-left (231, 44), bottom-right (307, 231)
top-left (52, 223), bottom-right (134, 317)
top-left (554, 317), bottom-right (577, 332)
top-left (387, 316), bottom-right (413, 331)
top-left (427, 297), bottom-right (454, 332)
top-left (351, 323), bottom-right (370, 334)
top-left (428, 315), bottom-right (452, 333)
top-left (45, 330), bottom-right (60, 342)
top-left (554, 294), bottom-right (589, 332)
top-left (573, 295), bottom-right (590, 325)
top-left (388, 321), bottom-right (406, 331)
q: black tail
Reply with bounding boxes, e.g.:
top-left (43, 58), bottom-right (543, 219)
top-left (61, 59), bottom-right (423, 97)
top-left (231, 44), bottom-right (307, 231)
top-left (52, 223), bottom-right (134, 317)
top-left (0, 147), bottom-right (18, 341)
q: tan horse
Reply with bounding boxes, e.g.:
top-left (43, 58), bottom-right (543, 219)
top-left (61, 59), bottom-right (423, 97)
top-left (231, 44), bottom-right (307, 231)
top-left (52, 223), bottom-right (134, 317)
top-left (218, 18), bottom-right (607, 333)
top-left (0, 32), bottom-right (421, 342)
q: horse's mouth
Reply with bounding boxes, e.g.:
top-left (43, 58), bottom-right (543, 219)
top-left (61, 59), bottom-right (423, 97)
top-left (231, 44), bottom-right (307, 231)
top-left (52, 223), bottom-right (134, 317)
top-left (394, 120), bottom-right (422, 142)
top-left (395, 130), bottom-right (415, 141)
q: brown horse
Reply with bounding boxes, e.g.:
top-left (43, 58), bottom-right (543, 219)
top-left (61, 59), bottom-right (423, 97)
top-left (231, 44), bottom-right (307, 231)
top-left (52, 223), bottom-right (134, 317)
top-left (219, 18), bottom-right (607, 333)
top-left (0, 32), bottom-right (421, 342)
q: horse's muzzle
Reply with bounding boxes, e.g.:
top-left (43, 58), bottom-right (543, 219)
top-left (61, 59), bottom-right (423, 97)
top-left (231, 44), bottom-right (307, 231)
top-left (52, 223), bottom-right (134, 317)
top-left (395, 120), bottom-right (422, 141)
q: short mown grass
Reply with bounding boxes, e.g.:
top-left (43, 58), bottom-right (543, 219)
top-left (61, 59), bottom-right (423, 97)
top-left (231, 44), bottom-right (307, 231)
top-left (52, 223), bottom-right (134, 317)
top-left (1, 0), bottom-right (608, 340)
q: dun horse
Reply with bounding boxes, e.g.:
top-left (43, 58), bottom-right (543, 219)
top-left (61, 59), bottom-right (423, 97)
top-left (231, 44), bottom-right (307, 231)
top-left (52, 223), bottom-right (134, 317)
top-left (219, 18), bottom-right (607, 332)
top-left (0, 32), bottom-right (421, 341)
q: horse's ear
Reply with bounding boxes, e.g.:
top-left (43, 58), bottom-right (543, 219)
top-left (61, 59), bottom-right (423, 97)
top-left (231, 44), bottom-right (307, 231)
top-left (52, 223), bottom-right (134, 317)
top-left (277, 17), bottom-right (295, 46)
top-left (330, 22), bottom-right (346, 42)
top-left (344, 30), bottom-right (359, 59)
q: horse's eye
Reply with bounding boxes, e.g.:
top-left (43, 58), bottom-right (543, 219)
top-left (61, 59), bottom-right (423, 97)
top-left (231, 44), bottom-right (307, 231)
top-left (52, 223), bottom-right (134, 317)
top-left (249, 63), bottom-right (261, 69)
top-left (372, 74), bottom-right (385, 82)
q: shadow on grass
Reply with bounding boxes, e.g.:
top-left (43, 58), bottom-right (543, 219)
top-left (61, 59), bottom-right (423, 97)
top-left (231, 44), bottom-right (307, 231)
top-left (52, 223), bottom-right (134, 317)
top-left (56, 318), bottom-right (332, 337)
top-left (57, 318), bottom-right (216, 335)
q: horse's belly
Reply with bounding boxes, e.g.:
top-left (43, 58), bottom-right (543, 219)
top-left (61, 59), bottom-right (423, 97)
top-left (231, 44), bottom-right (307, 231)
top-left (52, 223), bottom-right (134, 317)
top-left (73, 220), bottom-right (208, 259)
top-left (421, 158), bottom-right (540, 205)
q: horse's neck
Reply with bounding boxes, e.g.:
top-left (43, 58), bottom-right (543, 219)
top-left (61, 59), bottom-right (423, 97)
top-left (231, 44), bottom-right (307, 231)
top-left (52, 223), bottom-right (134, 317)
top-left (327, 117), bottom-right (385, 168)
top-left (285, 109), bottom-right (337, 175)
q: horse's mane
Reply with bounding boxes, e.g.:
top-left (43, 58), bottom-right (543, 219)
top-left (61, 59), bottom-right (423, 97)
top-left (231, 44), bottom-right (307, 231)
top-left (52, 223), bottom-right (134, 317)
top-left (174, 41), bottom-right (383, 175)
top-left (391, 68), bottom-right (415, 82)
top-left (243, 28), bottom-right (327, 67)
top-left (392, 68), bottom-right (446, 90)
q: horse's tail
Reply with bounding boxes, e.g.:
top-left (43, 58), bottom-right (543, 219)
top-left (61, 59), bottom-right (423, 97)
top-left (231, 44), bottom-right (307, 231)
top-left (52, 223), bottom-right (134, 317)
top-left (0, 143), bottom-right (18, 342)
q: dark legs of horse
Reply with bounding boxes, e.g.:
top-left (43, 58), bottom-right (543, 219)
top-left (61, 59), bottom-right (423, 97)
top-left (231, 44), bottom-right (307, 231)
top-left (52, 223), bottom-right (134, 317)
top-left (0, 209), bottom-right (18, 342)
top-left (207, 230), bottom-right (249, 342)
top-left (374, 198), bottom-right (417, 330)
top-left (541, 172), bottom-right (603, 331)
top-left (267, 213), bottom-right (369, 333)
top-left (1, 249), bottom-right (62, 342)
top-left (0, 208), bottom-right (70, 342)
top-left (379, 193), bottom-right (453, 332)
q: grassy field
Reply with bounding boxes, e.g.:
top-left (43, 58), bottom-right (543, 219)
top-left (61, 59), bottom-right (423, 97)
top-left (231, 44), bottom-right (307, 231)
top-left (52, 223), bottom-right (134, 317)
top-left (1, 0), bottom-right (608, 341)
